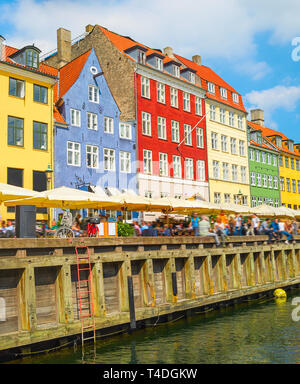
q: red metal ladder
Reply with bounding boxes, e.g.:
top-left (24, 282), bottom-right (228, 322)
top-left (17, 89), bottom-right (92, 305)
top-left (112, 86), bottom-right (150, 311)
top-left (75, 246), bottom-right (96, 349)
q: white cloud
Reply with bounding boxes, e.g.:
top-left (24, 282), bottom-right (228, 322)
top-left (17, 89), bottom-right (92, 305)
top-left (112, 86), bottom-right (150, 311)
top-left (1, 0), bottom-right (300, 79)
top-left (245, 85), bottom-right (300, 129)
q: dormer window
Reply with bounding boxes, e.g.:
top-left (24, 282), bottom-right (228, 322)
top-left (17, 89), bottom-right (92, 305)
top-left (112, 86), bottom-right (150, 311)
top-left (232, 93), bottom-right (239, 103)
top-left (189, 72), bottom-right (195, 84)
top-left (9, 45), bottom-right (41, 69)
top-left (137, 50), bottom-right (146, 64)
top-left (257, 133), bottom-right (262, 144)
top-left (173, 65), bottom-right (180, 78)
top-left (26, 49), bottom-right (38, 68)
top-left (275, 136), bottom-right (282, 148)
top-left (288, 140), bottom-right (294, 152)
top-left (156, 57), bottom-right (163, 71)
top-left (220, 87), bottom-right (227, 99)
top-left (207, 82), bottom-right (215, 94)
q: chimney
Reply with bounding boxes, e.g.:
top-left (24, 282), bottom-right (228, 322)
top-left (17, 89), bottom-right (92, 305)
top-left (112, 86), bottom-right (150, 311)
top-left (57, 28), bottom-right (71, 68)
top-left (0, 35), bottom-right (5, 61)
top-left (251, 109), bottom-right (265, 127)
top-left (85, 24), bottom-right (94, 33)
top-left (163, 46), bottom-right (174, 59)
top-left (192, 55), bottom-right (201, 66)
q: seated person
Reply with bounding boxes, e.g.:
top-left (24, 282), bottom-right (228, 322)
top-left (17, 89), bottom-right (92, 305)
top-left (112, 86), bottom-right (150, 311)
top-left (5, 220), bottom-right (15, 238)
top-left (0, 221), bottom-right (6, 238)
top-left (162, 224), bottom-right (171, 236)
top-left (261, 219), bottom-right (275, 243)
top-left (45, 220), bottom-right (59, 236)
top-left (199, 216), bottom-right (224, 247)
top-left (72, 222), bottom-right (83, 237)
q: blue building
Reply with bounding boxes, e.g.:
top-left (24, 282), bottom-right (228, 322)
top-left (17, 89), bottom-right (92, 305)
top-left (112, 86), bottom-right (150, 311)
top-left (53, 49), bottom-right (137, 217)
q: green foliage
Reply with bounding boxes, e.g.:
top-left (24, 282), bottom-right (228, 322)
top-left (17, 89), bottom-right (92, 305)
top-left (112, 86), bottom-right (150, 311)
top-left (117, 222), bottom-right (134, 237)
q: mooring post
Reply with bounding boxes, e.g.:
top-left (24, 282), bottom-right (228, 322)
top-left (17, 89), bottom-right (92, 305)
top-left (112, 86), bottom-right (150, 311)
top-left (127, 275), bottom-right (136, 330)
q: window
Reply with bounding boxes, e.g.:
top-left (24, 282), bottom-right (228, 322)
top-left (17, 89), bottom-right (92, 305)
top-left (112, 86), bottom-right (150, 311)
top-left (143, 150), bottom-right (152, 174)
top-left (267, 153), bottom-right (272, 165)
top-left (291, 158), bottom-right (295, 170)
top-left (8, 116), bottom-right (24, 147)
top-left (242, 196), bottom-right (248, 206)
top-left (214, 193), bottom-right (221, 204)
top-left (158, 117), bottom-right (167, 140)
top-left (137, 50), bottom-right (146, 64)
top-left (88, 85), bottom-right (99, 103)
top-left (279, 155), bottom-right (283, 167)
top-left (87, 113), bottom-right (98, 130)
top-left (210, 105), bottom-right (216, 121)
top-left (173, 65), bottom-right (180, 78)
top-left (241, 167), bottom-right (247, 183)
top-left (221, 135), bottom-right (228, 152)
top-left (292, 179), bottom-right (297, 193)
top-left (174, 194), bottom-right (182, 200)
top-left (119, 123), bottom-right (132, 139)
top-left (224, 194), bottom-right (231, 203)
top-left (159, 153), bottom-right (168, 176)
top-left (70, 109), bottom-right (81, 127)
top-left (195, 97), bottom-right (202, 115)
top-left (229, 112), bottom-right (235, 127)
top-left (26, 49), bottom-right (38, 68)
top-left (263, 174), bottom-right (267, 188)
top-left (141, 76), bottom-right (150, 98)
top-left (9, 77), bottom-right (25, 98)
top-left (232, 93), bottom-right (239, 103)
top-left (67, 141), bottom-right (81, 166)
top-left (223, 163), bottom-right (229, 180)
top-left (86, 145), bottom-right (98, 169)
top-left (183, 92), bottom-right (191, 112)
top-left (156, 57), bottom-right (163, 70)
top-left (255, 150), bottom-right (260, 162)
top-left (185, 158), bottom-right (194, 180)
top-left (7, 168), bottom-right (23, 212)
top-left (220, 108), bottom-right (226, 124)
top-left (184, 124), bottom-right (192, 146)
top-left (237, 115), bottom-right (243, 130)
top-left (274, 176), bottom-right (278, 189)
top-left (170, 88), bottom-right (178, 108)
top-left (280, 177), bottom-right (285, 191)
top-left (285, 157), bottom-right (289, 168)
top-left (220, 87), bottom-right (227, 99)
top-left (197, 160), bottom-right (205, 181)
top-left (250, 149), bottom-right (254, 161)
top-left (230, 138), bottom-right (237, 154)
top-left (298, 180), bottom-right (300, 193)
top-left (251, 172), bottom-right (256, 186)
top-left (211, 132), bottom-right (218, 150)
top-left (296, 159), bottom-right (300, 171)
top-left (142, 112), bottom-right (151, 136)
top-left (261, 152), bottom-right (266, 164)
top-left (233, 195), bottom-right (239, 205)
top-left (275, 199), bottom-right (279, 208)
top-left (286, 178), bottom-right (291, 192)
top-left (239, 140), bottom-right (245, 156)
top-left (33, 84), bottom-right (47, 103)
top-left (207, 82), bottom-right (215, 94)
top-left (190, 72), bottom-right (195, 84)
top-left (103, 148), bottom-right (115, 171)
top-left (173, 156), bottom-right (182, 178)
top-left (171, 120), bottom-right (180, 143)
top-left (251, 196), bottom-right (257, 207)
top-left (273, 155), bottom-right (277, 167)
top-left (257, 173), bottom-right (262, 187)
top-left (160, 192), bottom-right (169, 198)
top-left (213, 160), bottom-right (220, 179)
top-left (33, 122), bottom-right (47, 150)
top-left (104, 117), bottom-right (114, 134)
top-left (196, 128), bottom-right (204, 148)
top-left (268, 175), bottom-right (273, 189)
top-left (120, 151), bottom-right (131, 173)
top-left (232, 165), bottom-right (238, 182)
top-left (144, 191), bottom-right (153, 198)
top-left (258, 197), bottom-right (263, 206)
top-left (157, 82), bottom-right (165, 103)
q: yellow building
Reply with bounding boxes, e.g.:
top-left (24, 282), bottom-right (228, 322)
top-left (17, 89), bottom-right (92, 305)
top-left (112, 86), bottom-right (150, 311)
top-left (0, 37), bottom-right (57, 222)
top-left (252, 109), bottom-right (300, 209)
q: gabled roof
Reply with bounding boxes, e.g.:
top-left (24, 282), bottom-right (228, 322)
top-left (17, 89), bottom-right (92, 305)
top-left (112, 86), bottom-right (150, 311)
top-left (55, 49), bottom-right (92, 102)
top-left (1, 44), bottom-right (57, 78)
top-left (53, 105), bottom-right (67, 125)
top-left (174, 54), bottom-right (246, 113)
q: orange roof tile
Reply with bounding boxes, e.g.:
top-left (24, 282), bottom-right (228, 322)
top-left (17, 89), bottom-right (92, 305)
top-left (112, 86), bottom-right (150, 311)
top-left (53, 105), bottom-right (66, 125)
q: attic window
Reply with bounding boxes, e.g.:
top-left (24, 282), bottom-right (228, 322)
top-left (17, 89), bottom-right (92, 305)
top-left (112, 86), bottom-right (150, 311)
top-left (220, 87), bottom-right (227, 99)
top-left (232, 93), bottom-right (239, 103)
top-left (207, 82), bottom-right (215, 94)
top-left (275, 136), bottom-right (282, 148)
top-left (156, 57), bottom-right (163, 71)
top-left (173, 65), bottom-right (180, 78)
top-left (26, 49), bottom-right (38, 68)
top-left (137, 50), bottom-right (146, 64)
top-left (189, 72), bottom-right (195, 84)
top-left (257, 133), bottom-right (262, 144)
top-left (288, 140), bottom-right (294, 152)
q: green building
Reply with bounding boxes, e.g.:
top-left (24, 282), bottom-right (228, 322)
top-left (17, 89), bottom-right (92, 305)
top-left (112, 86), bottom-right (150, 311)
top-left (247, 120), bottom-right (281, 207)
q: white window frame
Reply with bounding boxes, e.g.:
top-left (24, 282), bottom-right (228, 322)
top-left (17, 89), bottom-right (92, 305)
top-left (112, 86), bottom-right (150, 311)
top-left (237, 115), bottom-right (243, 130)
top-left (156, 57), bottom-right (163, 71)
top-left (232, 165), bottom-right (238, 182)
top-left (196, 127), bottom-right (204, 148)
top-left (229, 112), bottom-right (235, 127)
top-left (210, 104), bottom-right (216, 121)
top-left (67, 141), bottom-right (81, 167)
top-left (158, 116), bottom-right (167, 140)
top-left (104, 116), bottom-right (114, 134)
top-left (143, 149), bottom-right (152, 174)
top-left (211, 132), bottom-right (218, 150)
top-left (86, 145), bottom-right (98, 169)
top-left (70, 108), bottom-right (81, 127)
top-left (263, 174), bottom-right (267, 188)
top-left (173, 155), bottom-right (182, 178)
top-left (171, 120), bottom-right (180, 143)
top-left (250, 149), bottom-right (254, 161)
top-left (208, 82), bottom-right (215, 94)
top-left (87, 112), bottom-right (98, 130)
top-left (230, 137), bottom-right (237, 154)
top-left (157, 82), bottom-right (165, 104)
top-left (183, 92), bottom-right (191, 112)
top-left (251, 172), bottom-right (256, 186)
top-left (241, 166), bottom-right (247, 183)
top-left (184, 124), bottom-right (192, 146)
top-left (120, 151), bottom-right (131, 173)
top-left (195, 96), bottom-right (202, 115)
top-left (185, 158), bottom-right (194, 180)
top-left (220, 108), bottom-right (226, 124)
top-left (170, 87), bottom-right (178, 108)
top-left (213, 160), bottom-right (220, 179)
top-left (220, 87), bottom-right (227, 99)
top-left (197, 160), bottom-right (205, 181)
top-left (173, 65), bottom-right (180, 78)
top-left (232, 93), bottom-right (239, 103)
top-left (119, 122), bottom-right (132, 140)
top-left (141, 76), bottom-right (150, 99)
top-left (159, 152), bottom-right (168, 176)
top-left (223, 163), bottom-right (229, 181)
top-left (142, 112), bottom-right (151, 136)
top-left (88, 85), bottom-right (99, 103)
top-left (221, 135), bottom-right (228, 152)
top-left (214, 192), bottom-right (221, 204)
top-left (239, 140), bottom-right (245, 156)
top-left (103, 148), bottom-right (115, 171)
top-left (257, 173), bottom-right (262, 187)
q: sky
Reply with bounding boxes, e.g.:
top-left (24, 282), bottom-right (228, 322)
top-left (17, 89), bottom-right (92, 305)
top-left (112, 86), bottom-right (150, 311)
top-left (1, 0), bottom-right (300, 141)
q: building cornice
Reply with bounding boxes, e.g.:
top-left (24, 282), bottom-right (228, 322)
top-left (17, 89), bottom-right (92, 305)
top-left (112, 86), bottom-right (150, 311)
top-left (0, 61), bottom-right (57, 84)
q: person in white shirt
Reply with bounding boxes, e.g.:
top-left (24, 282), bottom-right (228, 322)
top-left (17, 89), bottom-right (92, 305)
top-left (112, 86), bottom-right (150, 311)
top-left (251, 214), bottom-right (260, 235)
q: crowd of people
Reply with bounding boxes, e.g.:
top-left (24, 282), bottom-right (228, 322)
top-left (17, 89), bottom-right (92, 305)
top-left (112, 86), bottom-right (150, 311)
top-left (0, 220), bottom-right (15, 238)
top-left (132, 211), bottom-right (299, 247)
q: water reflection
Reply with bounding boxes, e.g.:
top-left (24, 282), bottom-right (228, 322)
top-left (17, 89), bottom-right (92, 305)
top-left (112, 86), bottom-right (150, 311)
top-left (9, 289), bottom-right (300, 364)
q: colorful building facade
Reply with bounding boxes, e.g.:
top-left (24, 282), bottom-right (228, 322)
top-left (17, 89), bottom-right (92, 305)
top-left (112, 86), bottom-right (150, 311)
top-left (249, 109), bottom-right (300, 209)
top-left (0, 36), bottom-right (57, 221)
top-left (247, 120), bottom-right (281, 207)
top-left (174, 54), bottom-right (250, 205)
top-left (53, 48), bottom-right (137, 203)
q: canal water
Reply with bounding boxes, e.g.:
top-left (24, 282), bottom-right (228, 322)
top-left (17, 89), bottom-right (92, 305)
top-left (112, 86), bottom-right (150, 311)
top-left (10, 288), bottom-right (300, 364)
